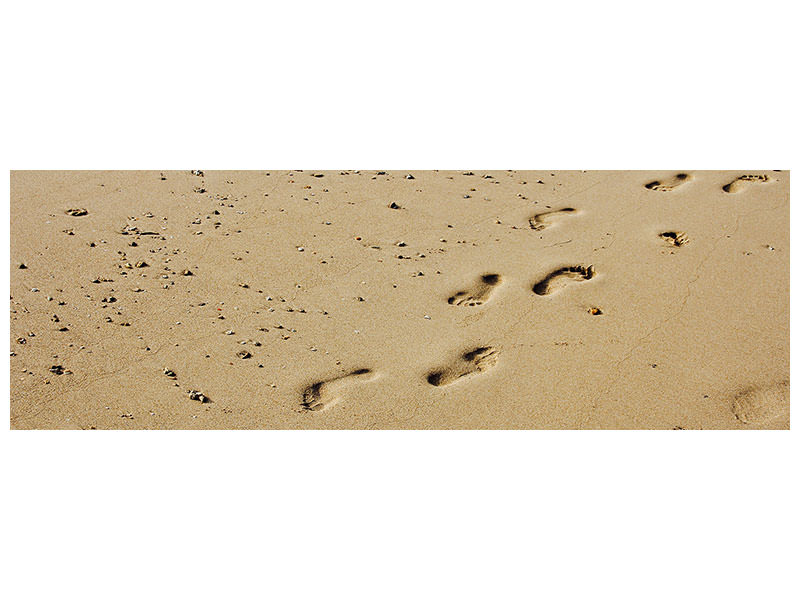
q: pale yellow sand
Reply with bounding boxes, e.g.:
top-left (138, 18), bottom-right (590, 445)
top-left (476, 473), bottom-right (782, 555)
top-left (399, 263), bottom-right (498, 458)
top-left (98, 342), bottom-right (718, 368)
top-left (9, 170), bottom-right (789, 429)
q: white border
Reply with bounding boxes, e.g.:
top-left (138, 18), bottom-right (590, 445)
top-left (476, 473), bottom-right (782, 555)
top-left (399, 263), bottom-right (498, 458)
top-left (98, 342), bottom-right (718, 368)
top-left (2, 2), bottom-right (797, 599)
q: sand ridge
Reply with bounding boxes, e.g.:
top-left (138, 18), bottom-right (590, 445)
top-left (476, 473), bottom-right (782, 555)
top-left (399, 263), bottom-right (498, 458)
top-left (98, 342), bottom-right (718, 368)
top-left (9, 170), bottom-right (789, 429)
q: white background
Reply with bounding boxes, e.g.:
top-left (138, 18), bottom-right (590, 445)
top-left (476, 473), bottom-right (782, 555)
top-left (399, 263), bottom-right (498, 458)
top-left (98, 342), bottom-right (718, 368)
top-left (1, 1), bottom-right (796, 599)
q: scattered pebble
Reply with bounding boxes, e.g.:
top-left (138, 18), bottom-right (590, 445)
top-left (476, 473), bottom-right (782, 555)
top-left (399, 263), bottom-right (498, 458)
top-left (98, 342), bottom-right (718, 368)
top-left (65, 208), bottom-right (89, 217)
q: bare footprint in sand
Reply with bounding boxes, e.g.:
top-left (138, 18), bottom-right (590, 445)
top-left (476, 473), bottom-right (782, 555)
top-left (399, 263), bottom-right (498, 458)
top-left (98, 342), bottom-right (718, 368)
top-left (529, 207), bottom-right (577, 231)
top-left (533, 265), bottom-right (595, 296)
top-left (426, 346), bottom-right (500, 387)
top-left (448, 274), bottom-right (503, 306)
top-left (659, 231), bottom-right (688, 247)
top-left (722, 174), bottom-right (770, 194)
top-left (730, 381), bottom-right (789, 426)
top-left (301, 368), bottom-right (377, 412)
top-left (644, 173), bottom-right (692, 192)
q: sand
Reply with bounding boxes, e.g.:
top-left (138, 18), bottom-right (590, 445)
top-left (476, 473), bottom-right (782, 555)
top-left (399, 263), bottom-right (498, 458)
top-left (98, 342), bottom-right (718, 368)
top-left (9, 170), bottom-right (789, 429)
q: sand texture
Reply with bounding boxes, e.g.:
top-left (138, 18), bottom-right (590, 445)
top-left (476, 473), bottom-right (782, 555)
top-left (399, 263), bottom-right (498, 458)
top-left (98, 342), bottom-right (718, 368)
top-left (9, 170), bottom-right (789, 429)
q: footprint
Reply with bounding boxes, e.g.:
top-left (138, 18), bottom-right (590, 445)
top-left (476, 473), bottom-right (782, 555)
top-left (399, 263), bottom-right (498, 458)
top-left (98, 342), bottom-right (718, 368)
top-left (644, 173), bottom-right (692, 192)
top-left (722, 174), bottom-right (770, 194)
top-left (300, 368), bottom-right (376, 412)
top-left (659, 231), bottom-right (688, 247)
top-left (426, 346), bottom-right (500, 387)
top-left (529, 207), bottom-right (576, 231)
top-left (448, 273), bottom-right (502, 306)
top-left (533, 265), bottom-right (595, 296)
top-left (731, 381), bottom-right (789, 426)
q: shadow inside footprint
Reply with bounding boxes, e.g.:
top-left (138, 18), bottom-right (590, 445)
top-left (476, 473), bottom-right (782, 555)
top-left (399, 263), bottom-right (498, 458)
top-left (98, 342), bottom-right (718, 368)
top-left (533, 265), bottom-right (595, 296)
top-left (644, 173), bottom-right (691, 192)
top-left (301, 368), bottom-right (376, 412)
top-left (659, 231), bottom-right (688, 247)
top-left (722, 174), bottom-right (770, 194)
top-left (426, 346), bottom-right (500, 387)
top-left (448, 273), bottom-right (502, 306)
top-left (529, 207), bottom-right (577, 231)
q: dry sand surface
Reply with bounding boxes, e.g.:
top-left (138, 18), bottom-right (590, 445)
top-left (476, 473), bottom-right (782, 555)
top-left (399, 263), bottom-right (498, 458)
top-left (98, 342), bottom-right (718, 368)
top-left (9, 170), bottom-right (789, 429)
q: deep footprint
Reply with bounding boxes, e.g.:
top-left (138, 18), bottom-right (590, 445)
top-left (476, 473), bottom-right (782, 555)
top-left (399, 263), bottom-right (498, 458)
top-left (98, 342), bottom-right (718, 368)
top-left (301, 368), bottom-right (376, 412)
top-left (644, 173), bottom-right (692, 192)
top-left (722, 174), bottom-right (770, 194)
top-left (426, 346), bottom-right (500, 387)
top-left (448, 273), bottom-right (502, 306)
top-left (533, 265), bottom-right (595, 296)
top-left (529, 207), bottom-right (577, 231)
top-left (659, 231), bottom-right (688, 247)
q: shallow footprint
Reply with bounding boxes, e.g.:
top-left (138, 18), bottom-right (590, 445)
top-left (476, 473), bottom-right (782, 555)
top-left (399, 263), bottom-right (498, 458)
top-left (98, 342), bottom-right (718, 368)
top-left (448, 273), bottom-right (502, 306)
top-left (659, 231), bottom-right (688, 247)
top-left (731, 380), bottom-right (789, 426)
top-left (644, 173), bottom-right (692, 192)
top-left (529, 207), bottom-right (577, 231)
top-left (426, 346), bottom-right (500, 387)
top-left (533, 265), bottom-right (595, 296)
top-left (301, 368), bottom-right (376, 412)
top-left (722, 174), bottom-right (770, 194)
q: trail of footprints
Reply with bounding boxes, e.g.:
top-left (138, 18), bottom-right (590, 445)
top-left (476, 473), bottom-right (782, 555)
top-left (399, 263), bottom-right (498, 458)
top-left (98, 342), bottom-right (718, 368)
top-left (300, 171), bottom-right (781, 418)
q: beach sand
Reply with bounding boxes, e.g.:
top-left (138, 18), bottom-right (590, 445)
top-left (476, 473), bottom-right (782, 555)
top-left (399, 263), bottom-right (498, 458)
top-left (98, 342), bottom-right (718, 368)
top-left (9, 170), bottom-right (789, 429)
